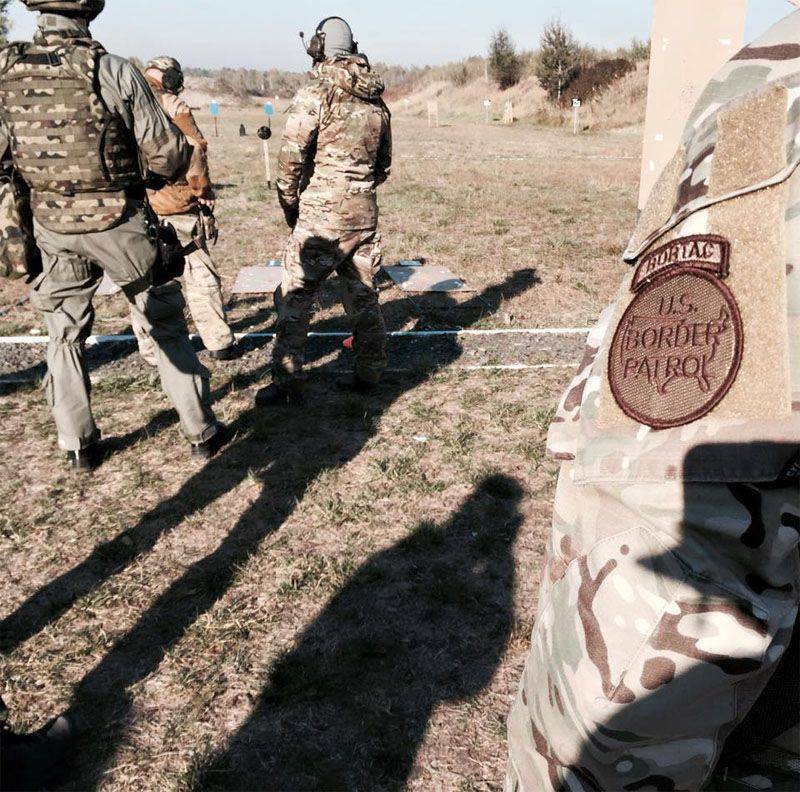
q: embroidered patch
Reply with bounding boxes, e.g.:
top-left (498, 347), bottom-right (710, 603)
top-left (631, 235), bottom-right (730, 292)
top-left (609, 269), bottom-right (743, 429)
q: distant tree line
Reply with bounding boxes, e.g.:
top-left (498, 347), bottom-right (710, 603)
top-left (0, 0), bottom-right (11, 45)
top-left (485, 20), bottom-right (649, 104)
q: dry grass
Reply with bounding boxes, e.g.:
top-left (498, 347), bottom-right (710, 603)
top-left (0, 111), bottom-right (642, 790)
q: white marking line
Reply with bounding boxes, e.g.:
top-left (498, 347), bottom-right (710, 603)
top-left (0, 328), bottom-right (591, 346)
top-left (1, 363), bottom-right (576, 385)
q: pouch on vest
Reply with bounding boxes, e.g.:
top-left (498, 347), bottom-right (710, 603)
top-left (0, 159), bottom-right (42, 281)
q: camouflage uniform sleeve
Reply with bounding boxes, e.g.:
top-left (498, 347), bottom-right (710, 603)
top-left (277, 84), bottom-right (323, 221)
top-left (375, 107), bottom-right (392, 186)
top-left (98, 55), bottom-right (192, 182)
top-left (162, 94), bottom-right (214, 200)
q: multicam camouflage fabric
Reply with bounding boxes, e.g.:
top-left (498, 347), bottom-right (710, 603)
top-left (272, 226), bottom-right (387, 385)
top-left (548, 10), bottom-right (800, 486)
top-left (508, 11), bottom-right (800, 792)
top-left (276, 53), bottom-right (392, 231)
top-left (0, 34), bottom-right (140, 233)
top-left (272, 54), bottom-right (392, 386)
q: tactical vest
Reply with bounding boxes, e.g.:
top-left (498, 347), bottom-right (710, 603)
top-left (0, 40), bottom-right (140, 233)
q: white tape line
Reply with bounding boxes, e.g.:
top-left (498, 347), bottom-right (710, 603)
top-left (2, 362), bottom-right (577, 385)
top-left (0, 327), bottom-right (591, 346)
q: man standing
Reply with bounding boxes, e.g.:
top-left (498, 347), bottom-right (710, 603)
top-left (133, 56), bottom-right (238, 364)
top-left (0, 0), bottom-right (225, 469)
top-left (256, 16), bottom-right (392, 405)
top-left (506, 8), bottom-right (800, 791)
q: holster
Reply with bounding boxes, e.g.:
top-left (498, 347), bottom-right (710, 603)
top-left (144, 201), bottom-right (186, 287)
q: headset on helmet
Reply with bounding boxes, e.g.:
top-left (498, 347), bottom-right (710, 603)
top-left (21, 0), bottom-right (105, 21)
top-left (299, 16), bottom-right (358, 62)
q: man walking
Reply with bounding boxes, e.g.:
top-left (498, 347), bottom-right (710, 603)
top-left (256, 16), bottom-right (392, 405)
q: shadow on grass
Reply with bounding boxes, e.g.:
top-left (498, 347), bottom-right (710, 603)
top-left (2, 266), bottom-right (538, 790)
top-left (196, 473), bottom-right (524, 791)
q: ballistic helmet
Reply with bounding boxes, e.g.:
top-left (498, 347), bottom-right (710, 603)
top-left (305, 16), bottom-right (357, 62)
top-left (145, 56), bottom-right (184, 93)
top-left (21, 0), bottom-right (105, 20)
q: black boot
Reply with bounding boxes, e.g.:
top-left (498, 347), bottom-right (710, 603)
top-left (254, 382), bottom-right (305, 408)
top-left (208, 343), bottom-right (242, 362)
top-left (66, 443), bottom-right (101, 473)
top-left (190, 424), bottom-right (233, 461)
top-left (0, 715), bottom-right (74, 791)
top-left (335, 374), bottom-right (377, 394)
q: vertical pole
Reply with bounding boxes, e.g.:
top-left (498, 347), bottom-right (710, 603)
top-left (263, 117), bottom-right (272, 188)
top-left (214, 117), bottom-right (219, 138)
top-left (573, 105), bottom-right (578, 135)
top-left (638, 0), bottom-right (748, 209)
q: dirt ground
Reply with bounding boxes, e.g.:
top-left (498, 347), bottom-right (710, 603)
top-left (0, 110), bottom-right (641, 791)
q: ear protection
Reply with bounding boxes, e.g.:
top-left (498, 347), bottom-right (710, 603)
top-left (299, 16), bottom-right (358, 62)
top-left (161, 66), bottom-right (184, 94)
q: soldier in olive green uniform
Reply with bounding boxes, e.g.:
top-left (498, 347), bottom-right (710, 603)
top-left (506, 10), bottom-right (800, 791)
top-left (0, 0), bottom-right (224, 469)
top-left (256, 16), bottom-right (392, 405)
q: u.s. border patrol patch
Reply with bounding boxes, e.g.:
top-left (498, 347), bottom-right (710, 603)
top-left (609, 240), bottom-right (744, 429)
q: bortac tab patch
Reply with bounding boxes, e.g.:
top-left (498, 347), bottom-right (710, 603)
top-left (609, 259), bottom-right (744, 429)
top-left (632, 235), bottom-right (730, 291)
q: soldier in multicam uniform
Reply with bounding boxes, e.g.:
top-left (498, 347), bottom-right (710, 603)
top-left (131, 56), bottom-right (239, 364)
top-left (255, 16), bottom-right (392, 405)
top-left (0, 0), bottom-right (226, 470)
top-left (507, 9), bottom-right (800, 792)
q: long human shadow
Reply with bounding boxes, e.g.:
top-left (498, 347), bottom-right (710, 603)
top-left (525, 442), bottom-right (799, 791)
top-left (196, 473), bottom-right (524, 791)
top-left (1, 264), bottom-right (538, 789)
top-left (0, 269), bottom-right (538, 657)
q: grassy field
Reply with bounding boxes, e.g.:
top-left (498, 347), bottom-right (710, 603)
top-left (0, 109), bottom-right (641, 790)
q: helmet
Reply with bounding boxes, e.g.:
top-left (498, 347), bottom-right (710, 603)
top-left (306, 16), bottom-right (357, 62)
top-left (145, 56), bottom-right (184, 94)
top-left (21, 0), bottom-right (105, 20)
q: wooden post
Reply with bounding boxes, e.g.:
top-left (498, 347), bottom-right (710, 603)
top-left (214, 117), bottom-right (219, 138)
top-left (263, 139), bottom-right (272, 188)
top-left (484, 99), bottom-right (491, 124)
top-left (263, 117), bottom-right (272, 188)
top-left (638, 0), bottom-right (748, 209)
top-left (427, 101), bottom-right (439, 128)
top-left (572, 99), bottom-right (581, 135)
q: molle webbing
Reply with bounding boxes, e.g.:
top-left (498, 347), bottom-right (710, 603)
top-left (0, 41), bottom-right (140, 232)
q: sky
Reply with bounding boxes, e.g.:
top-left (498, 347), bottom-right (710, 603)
top-left (6, 0), bottom-right (796, 72)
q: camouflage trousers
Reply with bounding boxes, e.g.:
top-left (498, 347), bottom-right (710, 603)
top-left (132, 212), bottom-right (234, 364)
top-left (272, 224), bottom-right (387, 386)
top-left (30, 203), bottom-right (217, 450)
top-left (506, 463), bottom-right (800, 791)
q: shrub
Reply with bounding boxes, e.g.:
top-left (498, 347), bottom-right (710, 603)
top-left (561, 58), bottom-right (635, 106)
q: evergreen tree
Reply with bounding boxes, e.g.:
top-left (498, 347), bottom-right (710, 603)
top-left (536, 20), bottom-right (581, 102)
top-left (488, 29), bottom-right (522, 90)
